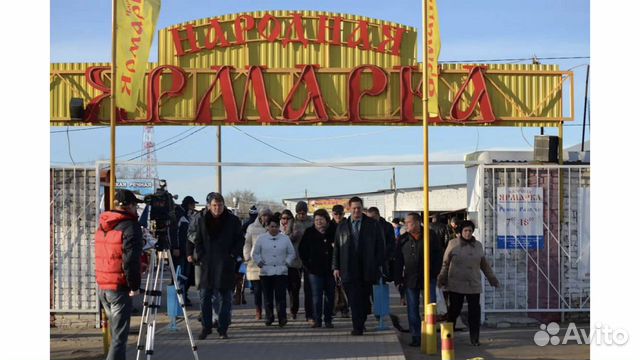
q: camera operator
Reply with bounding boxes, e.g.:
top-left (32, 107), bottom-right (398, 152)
top-left (144, 179), bottom-right (177, 251)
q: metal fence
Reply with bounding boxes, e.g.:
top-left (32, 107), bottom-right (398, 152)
top-left (50, 168), bottom-right (100, 315)
top-left (478, 165), bottom-right (590, 314)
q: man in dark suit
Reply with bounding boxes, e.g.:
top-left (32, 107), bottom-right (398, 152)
top-left (332, 197), bottom-right (385, 335)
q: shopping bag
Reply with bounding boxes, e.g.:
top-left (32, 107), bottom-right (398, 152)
top-left (166, 284), bottom-right (181, 331)
top-left (436, 287), bottom-right (447, 315)
top-left (373, 278), bottom-right (390, 317)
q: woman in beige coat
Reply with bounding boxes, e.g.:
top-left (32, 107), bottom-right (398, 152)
top-left (437, 220), bottom-right (499, 346)
top-left (243, 207), bottom-right (272, 319)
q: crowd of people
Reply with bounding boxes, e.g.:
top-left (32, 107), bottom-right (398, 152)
top-left (95, 189), bottom-right (500, 360)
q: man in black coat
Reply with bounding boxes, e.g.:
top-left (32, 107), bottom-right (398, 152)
top-left (429, 214), bottom-right (448, 251)
top-left (366, 206), bottom-right (396, 280)
top-left (394, 212), bottom-right (443, 347)
top-left (332, 197), bottom-right (385, 335)
top-left (330, 204), bottom-right (349, 318)
top-left (187, 192), bottom-right (244, 340)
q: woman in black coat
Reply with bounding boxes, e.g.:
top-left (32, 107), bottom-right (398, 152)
top-left (299, 209), bottom-right (336, 328)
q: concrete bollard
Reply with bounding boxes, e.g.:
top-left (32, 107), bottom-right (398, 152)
top-left (441, 322), bottom-right (454, 360)
top-left (421, 303), bottom-right (438, 354)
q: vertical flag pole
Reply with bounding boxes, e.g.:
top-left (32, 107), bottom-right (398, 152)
top-left (105, 0), bottom-right (118, 354)
top-left (217, 125), bottom-right (222, 193)
top-left (421, 0), bottom-right (432, 352)
top-left (421, 0), bottom-right (438, 354)
top-left (110, 0), bottom-right (117, 208)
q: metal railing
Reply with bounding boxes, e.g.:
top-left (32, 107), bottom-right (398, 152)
top-left (478, 164), bottom-right (590, 314)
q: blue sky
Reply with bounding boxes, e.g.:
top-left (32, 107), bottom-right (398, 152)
top-left (50, 0), bottom-right (590, 204)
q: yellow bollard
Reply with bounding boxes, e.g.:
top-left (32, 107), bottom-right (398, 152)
top-left (441, 322), bottom-right (455, 360)
top-left (101, 308), bottom-right (111, 355)
top-left (421, 303), bottom-right (438, 354)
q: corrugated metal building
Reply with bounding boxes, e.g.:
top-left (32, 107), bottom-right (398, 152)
top-left (283, 183), bottom-right (467, 221)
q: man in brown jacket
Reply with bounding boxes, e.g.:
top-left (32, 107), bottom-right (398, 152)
top-left (437, 220), bottom-right (499, 346)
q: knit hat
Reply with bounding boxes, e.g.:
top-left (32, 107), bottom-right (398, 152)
top-left (249, 205), bottom-right (258, 215)
top-left (295, 201), bottom-right (308, 213)
top-left (258, 207), bottom-right (272, 216)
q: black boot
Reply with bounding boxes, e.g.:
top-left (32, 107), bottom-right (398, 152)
top-left (409, 337), bottom-right (420, 347)
top-left (198, 327), bottom-right (212, 340)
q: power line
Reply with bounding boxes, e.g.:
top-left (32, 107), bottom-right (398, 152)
top-left (50, 126), bottom-right (108, 134)
top-left (116, 126), bottom-right (197, 159)
top-left (253, 128), bottom-right (402, 142)
top-left (126, 127), bottom-right (207, 161)
top-left (66, 127), bottom-right (76, 165)
top-left (230, 126), bottom-right (393, 172)
top-left (53, 126), bottom-right (202, 164)
top-left (51, 127), bottom-right (207, 165)
top-left (441, 56), bottom-right (590, 63)
top-left (520, 127), bottom-right (533, 148)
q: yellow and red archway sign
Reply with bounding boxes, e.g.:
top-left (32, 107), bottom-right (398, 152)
top-left (50, 11), bottom-right (573, 127)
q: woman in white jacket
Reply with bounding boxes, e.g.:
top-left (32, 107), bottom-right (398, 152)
top-left (252, 215), bottom-right (296, 327)
top-left (243, 207), bottom-right (271, 320)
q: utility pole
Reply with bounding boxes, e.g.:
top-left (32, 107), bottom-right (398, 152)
top-left (217, 125), bottom-right (222, 193)
top-left (392, 167), bottom-right (398, 215)
top-left (533, 57), bottom-right (544, 136)
top-left (581, 65), bottom-right (590, 152)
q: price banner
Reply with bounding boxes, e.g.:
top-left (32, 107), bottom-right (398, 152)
top-left (496, 187), bottom-right (544, 250)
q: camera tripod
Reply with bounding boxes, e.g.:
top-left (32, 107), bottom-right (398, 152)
top-left (135, 247), bottom-right (200, 360)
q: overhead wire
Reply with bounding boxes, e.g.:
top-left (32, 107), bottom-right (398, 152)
top-left (520, 127), bottom-right (533, 148)
top-left (230, 126), bottom-right (393, 172)
top-left (126, 127), bottom-right (208, 161)
top-left (66, 126), bottom-right (76, 165)
top-left (440, 56), bottom-right (590, 63)
top-left (50, 126), bottom-right (108, 134)
top-left (116, 126), bottom-right (197, 159)
top-left (253, 127), bottom-right (402, 142)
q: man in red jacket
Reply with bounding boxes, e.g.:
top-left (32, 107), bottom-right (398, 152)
top-left (95, 189), bottom-right (144, 360)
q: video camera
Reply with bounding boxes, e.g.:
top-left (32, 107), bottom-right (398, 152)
top-left (143, 179), bottom-right (178, 250)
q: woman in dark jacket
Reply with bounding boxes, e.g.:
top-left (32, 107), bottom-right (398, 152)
top-left (299, 209), bottom-right (336, 328)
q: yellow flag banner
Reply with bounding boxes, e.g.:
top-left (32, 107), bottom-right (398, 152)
top-left (115, 0), bottom-right (161, 112)
top-left (426, 0), bottom-right (441, 116)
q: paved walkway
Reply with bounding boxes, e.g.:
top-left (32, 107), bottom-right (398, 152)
top-left (126, 285), bottom-right (405, 360)
top-left (51, 272), bottom-right (589, 360)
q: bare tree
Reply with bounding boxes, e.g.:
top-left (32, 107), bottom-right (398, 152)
top-left (256, 200), bottom-right (285, 213)
top-left (225, 190), bottom-right (285, 219)
top-left (225, 190), bottom-right (257, 218)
